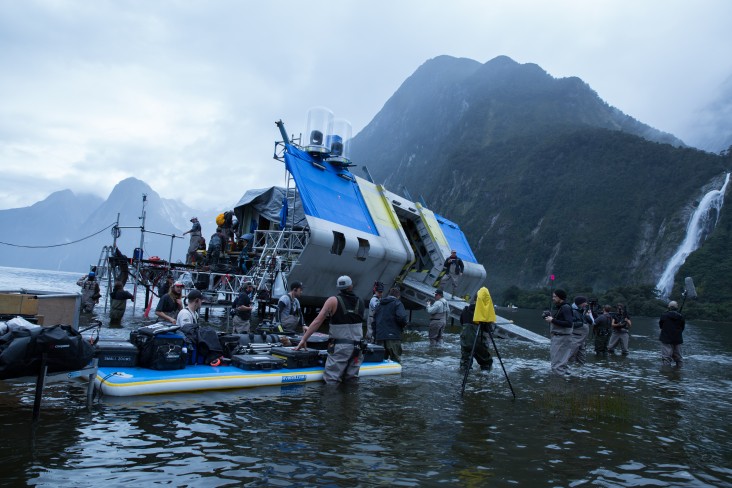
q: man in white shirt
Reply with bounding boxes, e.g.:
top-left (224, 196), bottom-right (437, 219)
top-left (177, 289), bottom-right (203, 327)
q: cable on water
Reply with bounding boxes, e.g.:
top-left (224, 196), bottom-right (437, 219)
top-left (0, 223), bottom-right (116, 248)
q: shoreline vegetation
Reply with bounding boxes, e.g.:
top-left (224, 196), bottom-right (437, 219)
top-left (500, 283), bottom-right (732, 323)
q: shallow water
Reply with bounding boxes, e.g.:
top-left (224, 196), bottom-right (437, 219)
top-left (1, 267), bottom-right (731, 486)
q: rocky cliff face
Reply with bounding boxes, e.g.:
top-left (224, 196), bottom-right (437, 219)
top-left (350, 55), bottom-right (728, 295)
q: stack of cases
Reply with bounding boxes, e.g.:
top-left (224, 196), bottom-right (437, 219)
top-left (231, 354), bottom-right (285, 371)
top-left (270, 346), bottom-right (322, 369)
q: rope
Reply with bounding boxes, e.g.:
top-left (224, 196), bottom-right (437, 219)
top-left (0, 223), bottom-right (116, 248)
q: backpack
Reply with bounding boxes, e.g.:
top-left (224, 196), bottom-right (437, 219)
top-left (209, 233), bottom-right (222, 251)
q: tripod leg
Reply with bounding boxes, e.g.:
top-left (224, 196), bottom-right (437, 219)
top-left (460, 323), bottom-right (482, 396)
top-left (486, 324), bottom-right (516, 399)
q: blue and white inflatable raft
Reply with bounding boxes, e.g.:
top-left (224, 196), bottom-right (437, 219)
top-left (96, 361), bottom-right (402, 397)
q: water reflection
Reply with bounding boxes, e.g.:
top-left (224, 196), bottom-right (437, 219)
top-left (2, 268), bottom-right (732, 486)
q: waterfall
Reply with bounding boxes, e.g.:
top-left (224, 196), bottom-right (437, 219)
top-left (656, 172), bottom-right (731, 297)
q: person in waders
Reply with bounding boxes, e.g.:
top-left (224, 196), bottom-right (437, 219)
top-left (109, 281), bottom-right (134, 327)
top-left (296, 276), bottom-right (364, 385)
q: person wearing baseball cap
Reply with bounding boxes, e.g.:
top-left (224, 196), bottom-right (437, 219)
top-left (177, 289), bottom-right (203, 327)
top-left (296, 275), bottom-right (365, 384)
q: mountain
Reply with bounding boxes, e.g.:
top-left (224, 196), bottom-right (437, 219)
top-left (350, 55), bottom-right (729, 298)
top-left (0, 178), bottom-right (210, 273)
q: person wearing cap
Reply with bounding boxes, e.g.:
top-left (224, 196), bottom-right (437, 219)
top-left (183, 217), bottom-right (202, 265)
top-left (155, 280), bottom-right (184, 324)
top-left (366, 282), bottom-right (384, 343)
top-left (177, 289), bottom-right (203, 327)
top-left (296, 275), bottom-right (365, 384)
top-left (569, 296), bottom-right (594, 365)
top-left (232, 281), bottom-right (255, 333)
top-left (109, 280), bottom-right (134, 326)
top-left (439, 250), bottom-right (464, 296)
top-left (426, 289), bottom-right (449, 346)
top-left (544, 289), bottom-right (574, 375)
top-left (76, 271), bottom-right (101, 313)
top-left (659, 300), bottom-right (685, 368)
top-left (277, 281), bottom-right (304, 334)
top-left (608, 303), bottom-right (632, 355)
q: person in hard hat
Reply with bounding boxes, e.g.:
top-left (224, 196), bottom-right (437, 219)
top-left (76, 271), bottom-right (101, 313)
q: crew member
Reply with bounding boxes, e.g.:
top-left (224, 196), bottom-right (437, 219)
top-left (76, 271), bottom-right (101, 313)
top-left (593, 305), bottom-right (613, 355)
top-left (659, 300), bottom-right (685, 368)
top-left (366, 282), bottom-right (384, 343)
top-left (155, 281), bottom-right (184, 324)
top-left (277, 281), bottom-right (304, 333)
top-left (460, 289), bottom-right (494, 372)
top-left (569, 296), bottom-right (593, 365)
top-left (177, 289), bottom-right (203, 327)
top-left (426, 289), bottom-right (449, 346)
top-left (608, 303), bottom-right (632, 355)
top-left (183, 217), bottom-right (202, 265)
top-left (109, 281), bottom-right (134, 326)
top-left (544, 289), bottom-right (574, 375)
top-left (439, 250), bottom-right (464, 296)
top-left (296, 276), bottom-right (364, 384)
top-left (373, 287), bottom-right (408, 363)
top-left (232, 281), bottom-right (254, 333)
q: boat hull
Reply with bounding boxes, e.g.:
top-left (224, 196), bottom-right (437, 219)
top-left (96, 361), bottom-right (402, 397)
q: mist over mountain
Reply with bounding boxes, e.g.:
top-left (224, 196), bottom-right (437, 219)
top-left (351, 55), bottom-right (729, 298)
top-left (0, 178), bottom-right (218, 273)
top-left (684, 75), bottom-right (732, 154)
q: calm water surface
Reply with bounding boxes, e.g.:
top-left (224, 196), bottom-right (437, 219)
top-left (1, 266), bottom-right (731, 487)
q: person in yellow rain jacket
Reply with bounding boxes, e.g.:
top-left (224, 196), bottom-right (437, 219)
top-left (459, 287), bottom-right (495, 371)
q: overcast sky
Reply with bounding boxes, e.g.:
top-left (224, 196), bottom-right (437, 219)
top-left (2, 0), bottom-right (731, 212)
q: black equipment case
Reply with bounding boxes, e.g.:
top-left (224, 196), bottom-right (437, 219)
top-left (136, 332), bottom-right (187, 370)
top-left (363, 343), bottom-right (385, 363)
top-left (270, 346), bottom-right (321, 369)
top-left (231, 354), bottom-right (285, 371)
top-left (95, 340), bottom-right (138, 367)
top-left (305, 332), bottom-right (330, 351)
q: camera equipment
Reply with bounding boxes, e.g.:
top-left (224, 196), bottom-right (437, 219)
top-left (542, 311), bottom-right (551, 318)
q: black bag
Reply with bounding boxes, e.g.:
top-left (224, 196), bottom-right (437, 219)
top-left (35, 324), bottom-right (96, 372)
top-left (0, 326), bottom-right (41, 379)
top-left (180, 325), bottom-right (223, 365)
top-left (137, 332), bottom-right (187, 370)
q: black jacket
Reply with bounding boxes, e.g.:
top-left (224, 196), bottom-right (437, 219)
top-left (373, 296), bottom-right (408, 341)
top-left (659, 310), bottom-right (685, 344)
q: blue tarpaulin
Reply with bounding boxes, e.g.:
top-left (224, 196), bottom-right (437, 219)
top-left (435, 213), bottom-right (478, 264)
top-left (284, 145), bottom-right (378, 236)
